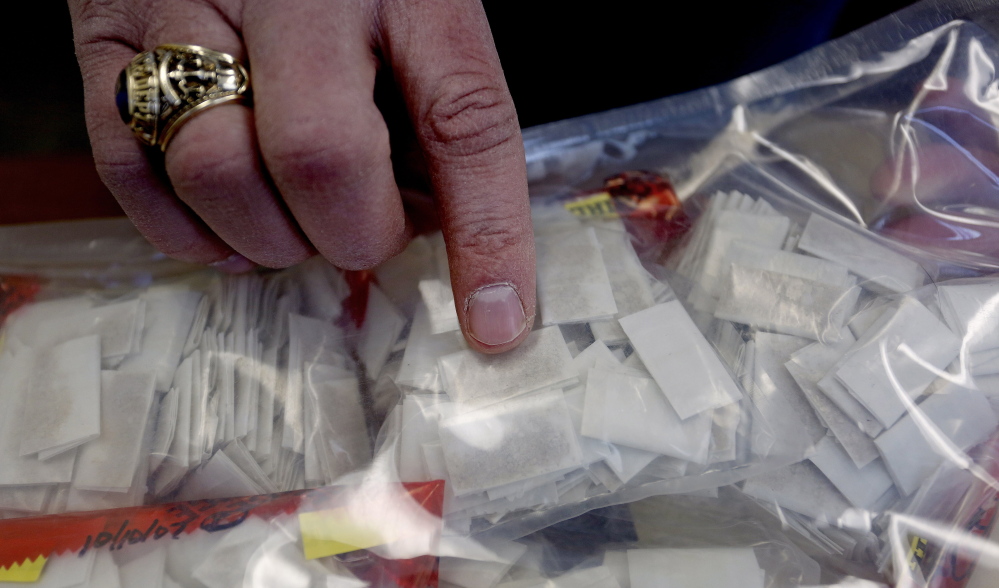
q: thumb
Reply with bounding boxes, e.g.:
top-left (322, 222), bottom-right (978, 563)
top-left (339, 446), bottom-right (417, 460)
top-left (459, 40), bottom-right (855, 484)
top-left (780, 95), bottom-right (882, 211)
top-left (380, 0), bottom-right (536, 353)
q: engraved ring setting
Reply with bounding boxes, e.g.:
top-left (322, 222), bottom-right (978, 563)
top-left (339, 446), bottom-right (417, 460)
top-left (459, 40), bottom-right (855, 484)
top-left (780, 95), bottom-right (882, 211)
top-left (116, 44), bottom-right (250, 151)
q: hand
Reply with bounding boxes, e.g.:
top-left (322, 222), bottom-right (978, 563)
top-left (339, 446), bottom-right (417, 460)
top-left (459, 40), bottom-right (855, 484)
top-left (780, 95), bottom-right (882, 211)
top-left (68, 0), bottom-right (536, 353)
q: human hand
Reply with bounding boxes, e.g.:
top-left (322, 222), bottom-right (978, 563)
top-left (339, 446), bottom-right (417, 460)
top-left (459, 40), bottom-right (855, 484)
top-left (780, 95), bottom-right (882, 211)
top-left (67, 0), bottom-right (536, 353)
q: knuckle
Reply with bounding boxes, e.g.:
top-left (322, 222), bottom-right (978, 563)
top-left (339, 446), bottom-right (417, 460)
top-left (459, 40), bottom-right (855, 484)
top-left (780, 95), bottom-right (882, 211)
top-left (421, 72), bottom-right (520, 160)
top-left (313, 217), bottom-right (408, 272)
top-left (73, 0), bottom-right (127, 25)
top-left (141, 0), bottom-right (243, 51)
top-left (262, 115), bottom-right (404, 271)
top-left (264, 118), bottom-right (390, 192)
top-left (71, 0), bottom-right (141, 47)
top-left (450, 204), bottom-right (529, 259)
top-left (166, 143), bottom-right (316, 269)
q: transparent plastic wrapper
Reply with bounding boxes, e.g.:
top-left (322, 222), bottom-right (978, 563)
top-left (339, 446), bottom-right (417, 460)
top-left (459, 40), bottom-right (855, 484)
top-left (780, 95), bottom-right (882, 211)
top-left (0, 481), bottom-right (443, 587)
top-left (433, 491), bottom-right (825, 588)
top-left (0, 258), bottom-right (396, 514)
top-left (428, 487), bottom-right (886, 588)
top-left (512, 0), bottom-right (999, 583)
top-left (9, 0), bottom-right (999, 586)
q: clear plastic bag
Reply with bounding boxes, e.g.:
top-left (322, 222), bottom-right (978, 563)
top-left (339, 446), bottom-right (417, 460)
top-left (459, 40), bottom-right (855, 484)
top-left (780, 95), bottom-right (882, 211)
top-left (7, 0), bottom-right (999, 585)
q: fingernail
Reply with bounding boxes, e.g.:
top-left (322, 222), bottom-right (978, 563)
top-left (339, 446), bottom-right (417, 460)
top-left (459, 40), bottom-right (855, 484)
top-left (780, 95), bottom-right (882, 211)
top-left (209, 253), bottom-right (256, 274)
top-left (466, 283), bottom-right (527, 346)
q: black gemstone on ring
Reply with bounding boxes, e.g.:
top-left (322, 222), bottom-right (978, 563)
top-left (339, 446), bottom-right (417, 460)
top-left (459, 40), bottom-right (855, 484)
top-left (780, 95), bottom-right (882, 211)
top-left (115, 69), bottom-right (131, 124)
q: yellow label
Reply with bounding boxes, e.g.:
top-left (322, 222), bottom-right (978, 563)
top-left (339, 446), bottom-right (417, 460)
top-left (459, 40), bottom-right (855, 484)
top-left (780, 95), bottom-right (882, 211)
top-left (299, 509), bottom-right (392, 560)
top-left (0, 556), bottom-right (47, 583)
top-left (907, 535), bottom-right (928, 571)
top-left (564, 192), bottom-right (618, 219)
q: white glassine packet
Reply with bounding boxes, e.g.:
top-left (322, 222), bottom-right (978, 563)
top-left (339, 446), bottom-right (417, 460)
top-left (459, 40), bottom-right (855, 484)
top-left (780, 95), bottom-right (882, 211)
top-left (73, 371), bottom-right (157, 492)
top-left (831, 295), bottom-right (962, 428)
top-left (418, 278), bottom-right (461, 335)
top-left (588, 224), bottom-right (657, 344)
top-left (0, 347), bottom-right (77, 487)
top-left (627, 547), bottom-right (765, 588)
top-left (536, 226), bottom-right (618, 325)
top-left (807, 436), bottom-right (894, 510)
top-left (18, 334), bottom-right (102, 458)
top-left (873, 381), bottom-right (997, 496)
top-left (748, 332), bottom-right (825, 460)
top-left (119, 285), bottom-right (203, 392)
top-left (714, 264), bottom-right (859, 341)
top-left (581, 365), bottom-right (712, 463)
top-left (619, 300), bottom-right (743, 419)
top-left (796, 213), bottom-right (927, 295)
top-left (936, 278), bottom-right (999, 354)
top-left (437, 325), bottom-right (577, 406)
top-left (395, 301), bottom-right (469, 392)
top-left (438, 389), bottom-right (583, 496)
top-left (357, 283), bottom-right (406, 379)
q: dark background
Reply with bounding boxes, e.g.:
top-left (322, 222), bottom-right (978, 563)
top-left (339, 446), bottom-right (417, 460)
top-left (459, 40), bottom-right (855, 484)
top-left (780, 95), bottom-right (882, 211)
top-left (0, 0), bottom-right (915, 224)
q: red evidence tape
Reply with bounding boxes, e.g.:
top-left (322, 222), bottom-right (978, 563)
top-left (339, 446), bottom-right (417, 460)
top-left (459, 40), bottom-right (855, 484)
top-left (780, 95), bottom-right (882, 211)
top-left (0, 481), bottom-right (444, 588)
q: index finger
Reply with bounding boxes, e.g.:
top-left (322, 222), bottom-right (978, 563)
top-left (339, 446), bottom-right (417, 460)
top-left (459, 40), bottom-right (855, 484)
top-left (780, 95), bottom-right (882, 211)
top-left (379, 0), bottom-right (536, 353)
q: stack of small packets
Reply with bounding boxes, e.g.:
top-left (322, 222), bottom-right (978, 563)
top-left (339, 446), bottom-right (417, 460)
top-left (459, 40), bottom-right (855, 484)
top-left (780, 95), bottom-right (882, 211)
top-left (1, 190), bottom-right (997, 588)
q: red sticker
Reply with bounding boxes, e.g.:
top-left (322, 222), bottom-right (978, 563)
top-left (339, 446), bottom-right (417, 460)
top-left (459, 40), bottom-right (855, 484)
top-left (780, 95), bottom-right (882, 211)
top-left (0, 275), bottom-right (42, 328)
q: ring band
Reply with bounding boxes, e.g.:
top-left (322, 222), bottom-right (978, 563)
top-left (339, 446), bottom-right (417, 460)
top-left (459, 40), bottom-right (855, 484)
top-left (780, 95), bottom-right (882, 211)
top-left (116, 44), bottom-right (250, 151)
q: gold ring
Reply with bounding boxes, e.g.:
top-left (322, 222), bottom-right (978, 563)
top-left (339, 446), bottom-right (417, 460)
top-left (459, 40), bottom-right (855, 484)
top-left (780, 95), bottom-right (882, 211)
top-left (116, 44), bottom-right (250, 151)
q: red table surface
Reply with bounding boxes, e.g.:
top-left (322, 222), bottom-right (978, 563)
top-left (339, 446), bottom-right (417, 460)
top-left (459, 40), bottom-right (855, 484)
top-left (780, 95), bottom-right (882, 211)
top-left (0, 154), bottom-right (124, 225)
